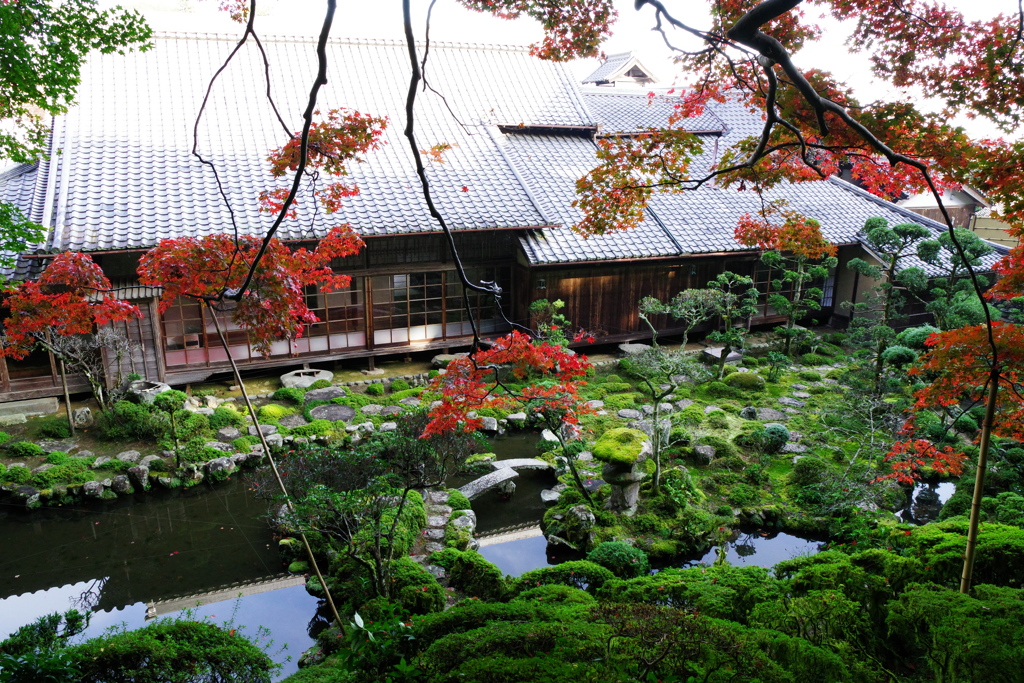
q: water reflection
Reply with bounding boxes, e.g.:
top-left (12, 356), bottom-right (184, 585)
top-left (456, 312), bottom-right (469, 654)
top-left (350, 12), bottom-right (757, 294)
top-left (898, 481), bottom-right (956, 525)
top-left (682, 530), bottom-right (824, 569)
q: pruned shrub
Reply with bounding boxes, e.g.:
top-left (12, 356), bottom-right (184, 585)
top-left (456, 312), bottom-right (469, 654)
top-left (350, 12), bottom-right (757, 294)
top-left (586, 541), bottom-right (650, 579)
top-left (881, 345), bottom-right (917, 368)
top-left (511, 560), bottom-right (615, 596)
top-left (272, 386), bottom-right (305, 404)
top-left (790, 455), bottom-right (829, 486)
top-left (96, 401), bottom-right (162, 441)
top-left (209, 405), bottom-right (246, 430)
top-left (7, 441), bottom-right (44, 459)
top-left (741, 356), bottom-right (762, 368)
top-left (801, 353), bottom-right (827, 366)
top-left (678, 405), bottom-right (704, 426)
top-left (5, 465), bottom-right (31, 484)
top-left (390, 377), bottom-right (410, 392)
top-left (724, 372), bottom-right (766, 391)
top-left (289, 419), bottom-right (336, 438)
top-left (705, 381), bottom-right (742, 399)
top-left (431, 548), bottom-right (507, 601)
top-left (797, 371), bottom-right (822, 382)
top-left (365, 382), bottom-right (385, 396)
top-left (33, 416), bottom-right (72, 439)
top-left (258, 403), bottom-right (294, 423)
top-left (896, 324), bottom-right (941, 350)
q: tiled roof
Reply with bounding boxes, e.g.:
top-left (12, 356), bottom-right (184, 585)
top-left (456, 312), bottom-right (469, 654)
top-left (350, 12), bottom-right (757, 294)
top-left (0, 163), bottom-right (48, 280)
top-left (581, 52), bottom-right (635, 84)
top-left (44, 33), bottom-right (595, 252)
top-left (582, 90), bottom-right (725, 136)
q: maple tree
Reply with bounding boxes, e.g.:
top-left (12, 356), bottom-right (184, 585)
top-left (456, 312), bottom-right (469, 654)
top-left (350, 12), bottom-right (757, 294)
top-left (0, 252), bottom-right (139, 413)
top-left (424, 330), bottom-right (596, 505)
top-left (734, 209), bottom-right (837, 355)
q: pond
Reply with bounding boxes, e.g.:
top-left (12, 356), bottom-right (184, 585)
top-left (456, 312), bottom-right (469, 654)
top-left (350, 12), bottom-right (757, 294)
top-left (0, 478), bottom-right (316, 680)
top-left (898, 480), bottom-right (956, 525)
top-left (679, 529), bottom-right (825, 569)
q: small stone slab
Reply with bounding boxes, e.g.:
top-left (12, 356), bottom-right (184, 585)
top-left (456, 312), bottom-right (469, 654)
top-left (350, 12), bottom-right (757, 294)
top-left (380, 405), bottom-right (403, 416)
top-left (304, 387), bottom-right (346, 403)
top-left (617, 409), bottom-right (642, 419)
top-left (399, 397), bottom-right (422, 407)
top-left (540, 489), bottom-right (561, 505)
top-left (217, 427), bottom-right (241, 442)
top-left (703, 347), bottom-right (742, 363)
top-left (506, 412), bottom-right (527, 423)
top-left (92, 456), bottom-right (113, 469)
top-left (204, 441), bottom-right (234, 452)
top-left (791, 391), bottom-right (812, 399)
top-left (491, 458), bottom-right (552, 471)
top-left (116, 450), bottom-right (141, 463)
top-left (704, 405), bottom-right (721, 414)
top-left (642, 403), bottom-right (674, 415)
top-left (577, 451), bottom-right (594, 462)
top-left (278, 414), bottom-right (309, 428)
top-left (480, 416), bottom-right (499, 432)
top-left (309, 404), bottom-right (356, 422)
top-left (783, 407), bottom-right (802, 415)
top-left (676, 399), bottom-right (694, 410)
top-left (360, 404), bottom-right (384, 416)
top-left (791, 384), bottom-right (807, 390)
top-left (428, 490), bottom-right (451, 505)
top-left (249, 424), bottom-right (279, 436)
top-left (280, 369), bottom-right (333, 389)
top-left (778, 396), bottom-right (806, 408)
top-left (423, 528), bottom-right (445, 541)
top-left (32, 463), bottom-right (54, 475)
top-left (380, 422), bottom-right (398, 432)
top-left (459, 468), bottom-right (520, 501)
top-left (755, 408), bottom-right (788, 421)
top-left (782, 443), bottom-right (808, 453)
top-left (618, 343), bottom-right (650, 355)
top-left (585, 400), bottom-right (604, 409)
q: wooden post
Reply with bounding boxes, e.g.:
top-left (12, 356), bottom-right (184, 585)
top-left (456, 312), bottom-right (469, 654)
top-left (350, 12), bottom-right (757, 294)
top-left (59, 359), bottom-right (75, 436)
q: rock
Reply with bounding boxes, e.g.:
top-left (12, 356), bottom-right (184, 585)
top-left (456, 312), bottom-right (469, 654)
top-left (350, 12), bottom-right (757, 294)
top-left (428, 490), bottom-right (451, 505)
top-left (778, 396), bottom-right (807, 408)
top-left (791, 384), bottom-right (807, 390)
top-left (194, 407), bottom-right (215, 416)
top-left (361, 368), bottom-right (386, 376)
top-left (13, 486), bottom-right (41, 509)
top-left (617, 409), bottom-right (642, 419)
top-left (431, 353), bottom-right (467, 368)
top-left (129, 380), bottom-right (172, 404)
top-left (693, 445), bottom-right (716, 464)
top-left (641, 403), bottom-right (673, 415)
top-left (111, 475), bottom-right (133, 494)
top-left (72, 450), bottom-right (94, 460)
top-left (423, 528), bottom-right (445, 541)
top-left (380, 422), bottom-right (398, 432)
top-left (72, 407), bottom-right (94, 429)
top-left (792, 391), bottom-right (812, 399)
top-left (540, 429), bottom-right (560, 445)
top-left (703, 404), bottom-right (720, 414)
top-left (783, 407), bottom-right (802, 415)
top-left (82, 480), bottom-right (104, 498)
top-left (491, 458), bottom-right (551, 471)
top-left (310, 404), bottom-right (356, 422)
top-left (740, 406), bottom-right (758, 420)
top-left (204, 395), bottom-right (223, 409)
top-left (755, 408), bottom-right (789, 421)
top-left (156, 477), bottom-right (182, 489)
top-left (360, 404), bottom-right (383, 416)
top-left (451, 514), bottom-right (476, 534)
top-left (424, 542), bottom-right (445, 553)
top-left (618, 343), bottom-right (650, 355)
top-left (676, 399), bottom-right (694, 410)
top-left (206, 457), bottom-right (236, 477)
top-left (127, 465), bottom-right (150, 491)
top-left (204, 441), bottom-right (234, 452)
top-left (703, 347), bottom-right (742, 363)
top-left (278, 414), bottom-right (309, 428)
top-left (425, 565), bottom-right (447, 580)
top-left (506, 412), bottom-right (527, 424)
top-left (140, 455), bottom-right (165, 469)
top-left (217, 426), bottom-right (241, 442)
top-left (380, 405), bottom-right (403, 416)
top-left (782, 443), bottom-right (808, 453)
top-left (303, 386), bottom-right (347, 403)
top-left (585, 400), bottom-right (605, 409)
top-left (480, 416), bottom-right (499, 432)
top-left (249, 424), bottom-right (279, 436)
top-left (116, 450), bottom-right (141, 463)
top-left (540, 488), bottom-right (561, 505)
top-left (399, 397), bottom-right (421, 407)
top-left (265, 433), bottom-right (284, 449)
top-left (577, 451), bottom-right (594, 461)
top-left (31, 463), bottom-right (54, 475)
top-left (280, 368), bottom-right (334, 389)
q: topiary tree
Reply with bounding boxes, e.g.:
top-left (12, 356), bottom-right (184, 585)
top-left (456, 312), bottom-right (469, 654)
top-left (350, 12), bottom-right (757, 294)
top-left (152, 389), bottom-right (189, 468)
top-left (911, 228), bottom-right (999, 330)
top-left (705, 272), bottom-right (760, 380)
top-left (586, 541), bottom-right (650, 579)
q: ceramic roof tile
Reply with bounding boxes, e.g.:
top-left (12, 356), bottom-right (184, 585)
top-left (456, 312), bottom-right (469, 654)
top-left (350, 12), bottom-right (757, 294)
top-left (46, 33), bottom-right (596, 252)
top-left (581, 52), bottom-right (635, 84)
top-left (0, 163), bottom-right (48, 280)
top-left (582, 90), bottom-right (725, 135)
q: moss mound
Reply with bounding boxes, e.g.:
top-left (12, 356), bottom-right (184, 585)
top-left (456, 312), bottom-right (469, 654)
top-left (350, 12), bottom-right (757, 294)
top-left (592, 428), bottom-right (648, 466)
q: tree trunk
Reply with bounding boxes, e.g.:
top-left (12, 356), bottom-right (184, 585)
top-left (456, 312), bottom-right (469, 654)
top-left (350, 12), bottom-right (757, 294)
top-left (59, 359), bottom-right (75, 436)
top-left (206, 306), bottom-right (344, 628)
top-left (959, 375), bottom-right (999, 593)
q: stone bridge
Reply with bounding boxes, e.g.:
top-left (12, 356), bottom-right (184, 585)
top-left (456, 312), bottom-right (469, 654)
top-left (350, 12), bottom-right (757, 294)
top-left (490, 458), bottom-right (551, 471)
top-left (145, 574), bottom-right (305, 618)
top-left (458, 468), bottom-right (519, 501)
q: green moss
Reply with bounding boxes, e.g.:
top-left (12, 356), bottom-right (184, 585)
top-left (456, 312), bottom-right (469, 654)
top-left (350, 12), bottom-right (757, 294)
top-left (288, 560), bottom-right (310, 574)
top-left (801, 353), bottom-right (827, 366)
top-left (797, 371), bottom-right (822, 382)
top-left (308, 379), bottom-right (332, 391)
top-left (592, 428), bottom-right (648, 465)
top-left (365, 382), bottom-right (385, 396)
top-left (447, 489), bottom-right (472, 511)
top-left (258, 403), bottom-right (295, 423)
top-left (390, 378), bottom-right (411, 392)
top-left (678, 405), bottom-right (705, 426)
top-left (705, 410), bottom-right (729, 430)
top-left (724, 372), bottom-right (766, 391)
top-left (273, 386), bottom-right (306, 404)
top-left (7, 441), bottom-right (44, 459)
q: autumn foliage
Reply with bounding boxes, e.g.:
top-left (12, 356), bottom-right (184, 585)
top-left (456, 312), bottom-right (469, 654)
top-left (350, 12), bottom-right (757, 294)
top-left (1, 252), bottom-right (139, 359)
top-left (734, 210), bottom-right (837, 260)
top-left (137, 227), bottom-right (363, 356)
top-left (875, 439), bottom-right (968, 486)
top-left (423, 331), bottom-right (592, 437)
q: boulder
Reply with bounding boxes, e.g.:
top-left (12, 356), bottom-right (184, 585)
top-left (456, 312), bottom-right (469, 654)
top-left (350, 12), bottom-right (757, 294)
top-left (755, 408), bottom-right (789, 421)
top-left (265, 433), bottom-right (284, 449)
top-left (380, 405), bottom-right (403, 416)
top-left (617, 408), bottom-right (642, 420)
top-left (398, 397), bottom-right (422, 407)
top-left (304, 386), bottom-right (346, 403)
top-left (506, 412), bottom-right (527, 424)
top-left (111, 475), bottom-right (133, 494)
top-left (204, 441), bottom-right (234, 452)
top-left (127, 465), bottom-right (150, 491)
top-left (278, 413), bottom-right (309, 428)
top-left (72, 407), bottom-right (94, 429)
top-left (206, 457), bottom-right (236, 477)
top-left (116, 450), bottom-right (141, 463)
top-left (249, 424), bottom-right (279, 436)
top-left (217, 426), bottom-right (241, 442)
top-left (480, 416), bottom-right (499, 432)
top-left (360, 404), bottom-right (384, 416)
top-left (309, 404), bottom-right (356, 422)
top-left (693, 445), bottom-right (716, 465)
top-left (31, 463), bottom-right (54, 475)
top-left (129, 380), bottom-right (172, 404)
top-left (379, 422), bottom-right (398, 432)
top-left (140, 455), bottom-right (165, 469)
top-left (585, 400), bottom-right (604, 410)
top-left (82, 480), bottom-right (104, 498)
top-left (280, 368), bottom-right (334, 389)
top-left (618, 343), bottom-right (650, 355)
top-left (13, 486), bottom-right (41, 510)
top-left (739, 406), bottom-right (758, 420)
top-left (778, 396), bottom-right (807, 408)
top-left (451, 514), bottom-right (476, 535)
top-left (540, 488), bottom-right (562, 506)
top-left (72, 449), bottom-right (94, 460)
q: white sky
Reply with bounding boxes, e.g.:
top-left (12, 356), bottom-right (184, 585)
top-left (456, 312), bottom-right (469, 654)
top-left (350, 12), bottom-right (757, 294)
top-left (106, 0), bottom-right (1018, 140)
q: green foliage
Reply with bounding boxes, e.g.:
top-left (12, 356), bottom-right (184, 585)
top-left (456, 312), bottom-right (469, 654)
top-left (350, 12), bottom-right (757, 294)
top-left (601, 392), bottom-right (642, 410)
top-left (511, 584), bottom-right (596, 606)
top-left (586, 541), bottom-right (650, 578)
top-left (765, 351), bottom-right (791, 382)
top-left (789, 455), bottom-right (829, 487)
top-left (705, 410), bottom-right (729, 430)
top-left (705, 380), bottom-right (742, 399)
top-left (723, 371), bottom-right (766, 391)
top-left (208, 405), bottom-right (246, 430)
top-left (698, 435), bottom-right (737, 459)
top-left (257, 403), bottom-right (294, 423)
top-left (801, 352), bottom-right (827, 366)
top-left (741, 355), bottom-right (762, 367)
top-left (390, 556), bottom-right (446, 614)
top-left (389, 378), bottom-right (410, 392)
top-left (797, 370), bottom-right (822, 382)
top-left (365, 382), bottom-right (385, 397)
top-left (389, 388), bottom-right (424, 402)
top-left (430, 548), bottom-right (508, 601)
top-left (738, 424), bottom-right (789, 454)
top-left (510, 561), bottom-right (615, 596)
top-left (446, 489), bottom-right (472, 511)
top-left (308, 379), bottom-right (332, 391)
top-left (592, 428), bottom-right (647, 465)
top-left (953, 411), bottom-right (979, 433)
top-left (32, 416), bottom-right (71, 440)
top-left (602, 373), bottom-right (623, 383)
top-left (678, 404), bottom-right (705, 426)
top-left (600, 381), bottom-right (632, 393)
top-left (31, 460), bottom-right (92, 488)
top-left (288, 419), bottom-right (335, 438)
top-left (4, 465), bottom-right (31, 484)
top-left (152, 389), bottom-right (188, 415)
top-left (231, 436), bottom-right (257, 452)
top-left (272, 386), bottom-right (306, 404)
top-left (96, 401), bottom-right (161, 441)
top-left (880, 344), bottom-right (917, 368)
top-left (6, 441), bottom-right (44, 459)
top-left (0, 432), bottom-right (9, 446)
top-left (896, 324), bottom-right (941, 349)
